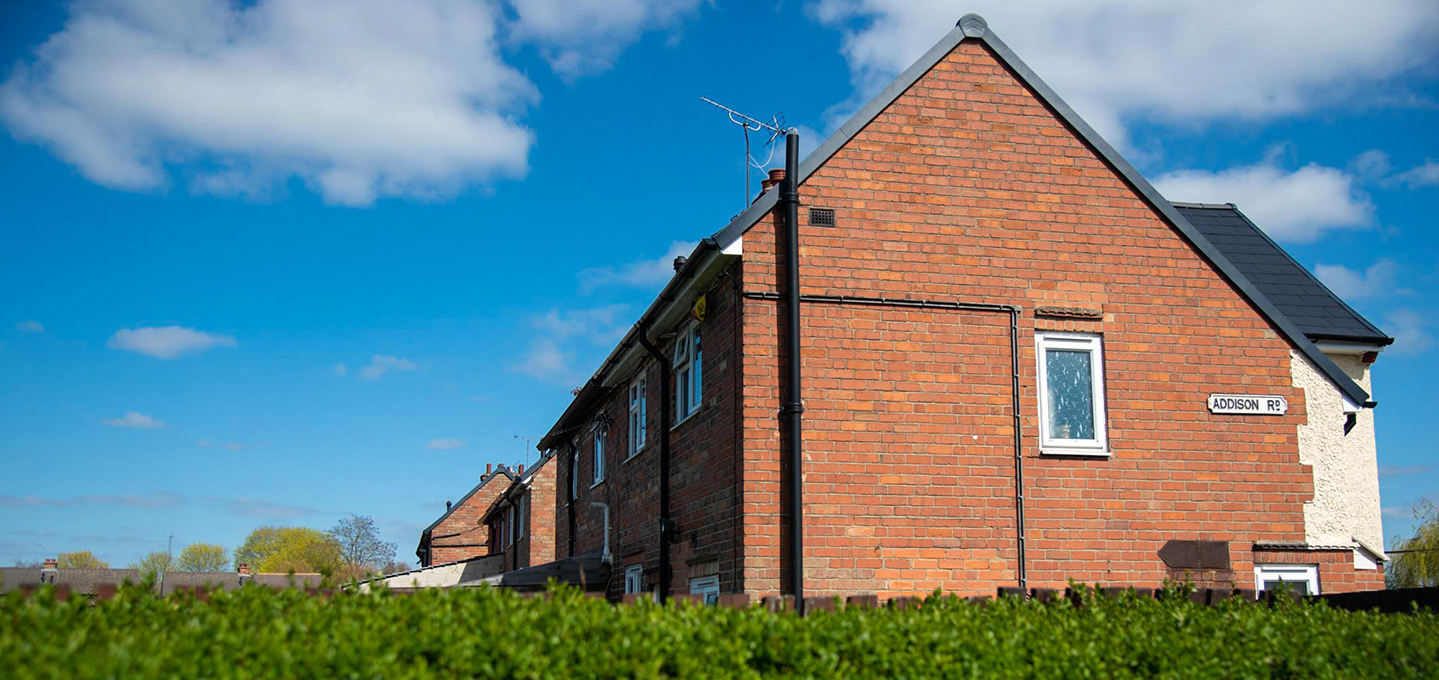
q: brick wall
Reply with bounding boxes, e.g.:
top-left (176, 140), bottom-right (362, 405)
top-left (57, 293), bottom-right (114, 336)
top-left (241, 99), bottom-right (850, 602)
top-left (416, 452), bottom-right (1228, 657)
top-left (736, 39), bottom-right (1359, 596)
top-left (555, 268), bottom-right (745, 598)
top-left (426, 475), bottom-right (506, 566)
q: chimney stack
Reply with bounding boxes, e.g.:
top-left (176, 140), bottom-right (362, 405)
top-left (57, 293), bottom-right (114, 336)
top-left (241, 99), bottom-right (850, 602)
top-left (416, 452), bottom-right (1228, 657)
top-left (236, 563), bottom-right (251, 575)
top-left (761, 168), bottom-right (786, 192)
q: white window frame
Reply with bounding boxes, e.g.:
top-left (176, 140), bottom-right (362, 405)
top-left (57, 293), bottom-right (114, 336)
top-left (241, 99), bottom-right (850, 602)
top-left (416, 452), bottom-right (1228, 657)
top-left (569, 448), bottom-right (579, 501)
top-left (591, 425), bottom-right (606, 487)
top-left (624, 564), bottom-right (644, 595)
top-left (516, 494), bottom-right (526, 540)
top-left (689, 575), bottom-right (720, 605)
top-left (674, 322), bottom-right (702, 423)
top-left (1255, 564), bottom-right (1319, 595)
top-left (627, 375), bottom-right (647, 460)
top-left (1035, 332), bottom-right (1109, 456)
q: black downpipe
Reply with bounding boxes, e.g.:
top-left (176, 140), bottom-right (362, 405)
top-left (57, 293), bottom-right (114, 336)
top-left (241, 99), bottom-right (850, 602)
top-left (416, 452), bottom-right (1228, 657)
top-left (637, 333), bottom-right (674, 603)
top-left (780, 132), bottom-right (805, 609)
top-left (742, 291), bottom-right (1027, 591)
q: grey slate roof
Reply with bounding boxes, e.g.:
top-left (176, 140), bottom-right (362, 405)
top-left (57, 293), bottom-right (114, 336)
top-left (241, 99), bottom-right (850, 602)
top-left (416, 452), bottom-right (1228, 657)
top-left (1174, 204), bottom-right (1391, 345)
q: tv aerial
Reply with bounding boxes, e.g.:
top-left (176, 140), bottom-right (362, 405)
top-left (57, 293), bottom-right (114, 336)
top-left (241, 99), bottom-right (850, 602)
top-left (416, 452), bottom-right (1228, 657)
top-left (700, 97), bottom-right (788, 209)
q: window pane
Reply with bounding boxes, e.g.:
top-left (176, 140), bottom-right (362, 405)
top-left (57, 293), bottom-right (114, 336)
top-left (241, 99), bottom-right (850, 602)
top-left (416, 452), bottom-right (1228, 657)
top-left (1046, 348), bottom-right (1095, 440)
top-left (692, 329), bottom-right (702, 407)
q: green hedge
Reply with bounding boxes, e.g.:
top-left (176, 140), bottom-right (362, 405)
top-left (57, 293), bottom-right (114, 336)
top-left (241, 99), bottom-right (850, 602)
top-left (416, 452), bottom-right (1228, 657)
top-left (3, 584), bottom-right (1436, 679)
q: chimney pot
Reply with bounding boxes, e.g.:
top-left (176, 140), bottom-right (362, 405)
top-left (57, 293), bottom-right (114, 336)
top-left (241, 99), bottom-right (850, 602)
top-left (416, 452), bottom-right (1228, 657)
top-left (486, 463), bottom-right (493, 475)
top-left (518, 463), bottom-right (525, 475)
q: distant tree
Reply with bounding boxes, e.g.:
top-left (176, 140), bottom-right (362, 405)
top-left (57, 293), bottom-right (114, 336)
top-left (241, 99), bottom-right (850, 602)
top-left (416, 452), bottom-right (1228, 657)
top-left (382, 560), bottom-right (413, 574)
top-left (56, 551), bottom-right (108, 568)
top-left (12, 559), bottom-right (44, 568)
top-left (177, 543), bottom-right (229, 572)
top-left (1388, 500), bottom-right (1439, 589)
top-left (235, 526), bottom-right (342, 574)
top-left (328, 514), bottom-right (397, 577)
top-left (233, 527), bottom-right (284, 570)
top-left (128, 551), bottom-right (173, 575)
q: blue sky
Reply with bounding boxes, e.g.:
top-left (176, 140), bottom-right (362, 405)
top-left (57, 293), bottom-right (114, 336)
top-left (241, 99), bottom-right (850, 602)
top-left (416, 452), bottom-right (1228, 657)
top-left (1, 1), bottom-right (1436, 569)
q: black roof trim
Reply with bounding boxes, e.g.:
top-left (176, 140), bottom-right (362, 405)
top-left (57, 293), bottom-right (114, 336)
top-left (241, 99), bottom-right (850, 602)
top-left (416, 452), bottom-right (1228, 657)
top-left (419, 467), bottom-right (515, 537)
top-left (706, 13), bottom-right (1373, 406)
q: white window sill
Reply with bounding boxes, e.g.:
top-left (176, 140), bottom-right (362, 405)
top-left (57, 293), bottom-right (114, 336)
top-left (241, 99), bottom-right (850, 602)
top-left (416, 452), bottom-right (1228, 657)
top-left (1039, 447), bottom-right (1111, 458)
top-left (624, 448), bottom-right (645, 463)
top-left (672, 407), bottom-right (700, 430)
top-left (590, 479), bottom-right (606, 489)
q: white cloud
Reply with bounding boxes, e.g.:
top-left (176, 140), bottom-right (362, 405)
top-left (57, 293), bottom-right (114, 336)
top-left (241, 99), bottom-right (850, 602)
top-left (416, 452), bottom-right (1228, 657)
top-left (427, 438), bottom-right (466, 450)
top-left (197, 439), bottom-right (213, 448)
top-left (1154, 160), bottom-right (1372, 242)
top-left (0, 0), bottom-right (536, 206)
top-left (0, 491), bottom-right (182, 509)
top-left (1351, 149), bottom-right (1392, 180)
top-left (1314, 259), bottom-right (1404, 300)
top-left (359, 354), bottom-right (418, 380)
top-left (107, 325), bottom-right (236, 359)
top-left (514, 337), bottom-right (576, 382)
top-left (15, 320), bottom-right (43, 334)
top-left (533, 304), bottom-right (630, 342)
top-left (508, 0), bottom-right (703, 77)
top-left (332, 362), bottom-right (349, 377)
top-left (102, 412), bottom-right (165, 429)
top-left (1395, 160), bottom-right (1439, 188)
top-left (1385, 309), bottom-right (1432, 355)
top-left (808, 1), bottom-right (1439, 148)
top-left (577, 242), bottom-right (698, 292)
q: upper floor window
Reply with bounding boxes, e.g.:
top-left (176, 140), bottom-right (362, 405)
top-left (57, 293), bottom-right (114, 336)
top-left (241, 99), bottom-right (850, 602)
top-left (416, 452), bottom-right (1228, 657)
top-left (1035, 332), bottom-right (1108, 455)
top-left (628, 375), bottom-right (647, 458)
top-left (592, 424), bottom-right (607, 486)
top-left (569, 448), bottom-right (579, 500)
top-left (507, 505), bottom-right (517, 545)
top-left (516, 494), bottom-right (527, 540)
top-left (674, 322), bottom-right (702, 420)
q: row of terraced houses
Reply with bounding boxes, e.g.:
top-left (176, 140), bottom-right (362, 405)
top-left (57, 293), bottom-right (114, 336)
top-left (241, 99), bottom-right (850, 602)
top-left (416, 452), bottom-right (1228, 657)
top-left (401, 15), bottom-right (1392, 603)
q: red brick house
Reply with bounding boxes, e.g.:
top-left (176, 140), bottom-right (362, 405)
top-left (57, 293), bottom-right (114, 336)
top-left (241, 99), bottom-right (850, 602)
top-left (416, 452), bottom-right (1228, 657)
top-left (483, 455), bottom-right (559, 573)
top-left (524, 14), bottom-right (1391, 602)
top-left (415, 464), bottom-right (513, 567)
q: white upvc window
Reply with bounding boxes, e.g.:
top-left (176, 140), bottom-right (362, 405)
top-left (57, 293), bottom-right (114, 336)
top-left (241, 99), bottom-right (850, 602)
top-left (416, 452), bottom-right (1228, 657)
top-left (624, 564), bottom-right (644, 595)
top-left (592, 425), bottom-right (606, 486)
top-left (1255, 564), bottom-right (1319, 596)
top-left (507, 505), bottom-right (517, 545)
top-left (569, 448), bottom-right (579, 500)
top-left (516, 494), bottom-right (527, 540)
top-left (1035, 332), bottom-right (1108, 456)
top-left (628, 375), bottom-right (647, 459)
top-left (689, 575), bottom-right (720, 605)
top-left (674, 322), bottom-right (702, 421)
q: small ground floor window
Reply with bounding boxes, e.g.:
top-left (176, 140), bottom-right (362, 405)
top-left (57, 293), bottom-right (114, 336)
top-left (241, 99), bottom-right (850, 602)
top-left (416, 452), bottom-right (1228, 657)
top-left (624, 564), bottom-right (644, 595)
top-left (1255, 564), bottom-right (1319, 595)
top-left (689, 575), bottom-right (719, 604)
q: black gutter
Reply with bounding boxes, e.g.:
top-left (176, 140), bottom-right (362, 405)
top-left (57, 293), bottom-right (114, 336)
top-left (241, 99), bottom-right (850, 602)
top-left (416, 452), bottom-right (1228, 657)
top-left (778, 132), bottom-right (806, 609)
top-left (742, 291), bottom-right (1027, 590)
top-left (538, 239), bottom-right (720, 452)
top-left (637, 331), bottom-right (674, 603)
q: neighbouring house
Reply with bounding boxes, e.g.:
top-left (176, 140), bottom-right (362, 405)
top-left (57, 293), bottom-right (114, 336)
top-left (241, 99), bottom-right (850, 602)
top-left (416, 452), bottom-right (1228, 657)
top-left (499, 14), bottom-right (1391, 602)
top-left (0, 559), bottom-right (323, 595)
top-left (483, 454), bottom-right (559, 573)
top-left (415, 464), bottom-right (513, 567)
